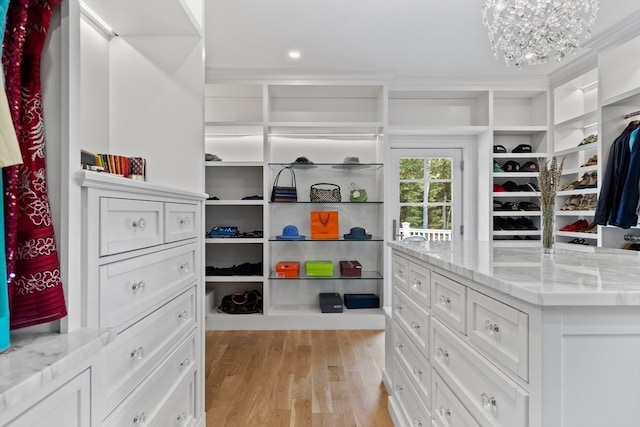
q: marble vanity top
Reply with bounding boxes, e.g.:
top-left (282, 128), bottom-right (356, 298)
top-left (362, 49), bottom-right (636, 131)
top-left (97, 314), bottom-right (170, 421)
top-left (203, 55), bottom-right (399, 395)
top-left (389, 241), bottom-right (640, 306)
top-left (0, 328), bottom-right (115, 415)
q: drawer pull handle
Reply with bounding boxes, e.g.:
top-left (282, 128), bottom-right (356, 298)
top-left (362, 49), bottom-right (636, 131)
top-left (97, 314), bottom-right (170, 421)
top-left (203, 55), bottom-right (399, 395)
top-left (485, 320), bottom-right (500, 336)
top-left (131, 280), bottom-right (145, 294)
top-left (411, 321), bottom-right (421, 330)
top-left (177, 310), bottom-right (189, 320)
top-left (179, 262), bottom-right (191, 273)
top-left (178, 217), bottom-right (190, 226)
top-left (394, 303), bottom-right (403, 311)
top-left (395, 342), bottom-right (404, 350)
top-left (439, 406), bottom-right (451, 420)
top-left (133, 412), bottom-right (146, 425)
top-left (179, 358), bottom-right (190, 369)
top-left (437, 347), bottom-right (449, 363)
top-left (481, 392), bottom-right (497, 409)
top-left (412, 278), bottom-right (422, 288)
top-left (412, 366), bottom-right (423, 376)
top-left (396, 268), bottom-right (404, 276)
top-left (440, 295), bottom-right (451, 306)
top-left (395, 385), bottom-right (404, 392)
top-left (413, 419), bottom-right (424, 427)
top-left (130, 347), bottom-right (145, 360)
top-left (132, 218), bottom-right (146, 230)
top-left (177, 412), bottom-right (188, 423)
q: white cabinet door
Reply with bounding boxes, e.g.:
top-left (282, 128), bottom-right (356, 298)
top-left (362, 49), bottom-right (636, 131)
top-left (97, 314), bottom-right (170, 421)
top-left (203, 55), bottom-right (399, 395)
top-left (6, 370), bottom-right (91, 427)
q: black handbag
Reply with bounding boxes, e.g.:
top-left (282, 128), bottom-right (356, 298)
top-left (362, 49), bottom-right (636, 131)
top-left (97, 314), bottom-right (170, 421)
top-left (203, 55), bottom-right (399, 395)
top-left (310, 183), bottom-right (341, 202)
top-left (217, 290), bottom-right (263, 314)
top-left (271, 167), bottom-right (297, 202)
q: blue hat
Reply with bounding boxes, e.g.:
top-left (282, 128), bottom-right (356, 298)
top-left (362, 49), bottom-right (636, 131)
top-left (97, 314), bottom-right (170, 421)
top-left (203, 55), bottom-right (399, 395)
top-left (343, 227), bottom-right (372, 240)
top-left (276, 225), bottom-right (306, 240)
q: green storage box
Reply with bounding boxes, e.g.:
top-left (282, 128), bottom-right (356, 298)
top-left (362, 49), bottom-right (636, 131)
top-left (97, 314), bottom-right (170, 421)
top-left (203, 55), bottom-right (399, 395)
top-left (305, 260), bottom-right (334, 277)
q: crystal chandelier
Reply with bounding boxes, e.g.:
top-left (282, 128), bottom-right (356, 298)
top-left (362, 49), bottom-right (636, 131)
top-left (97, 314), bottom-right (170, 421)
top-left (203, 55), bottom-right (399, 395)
top-left (482, 0), bottom-right (599, 69)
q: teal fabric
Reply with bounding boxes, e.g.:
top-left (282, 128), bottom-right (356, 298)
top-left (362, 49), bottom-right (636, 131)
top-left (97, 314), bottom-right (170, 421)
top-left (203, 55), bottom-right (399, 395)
top-left (0, 174), bottom-right (9, 352)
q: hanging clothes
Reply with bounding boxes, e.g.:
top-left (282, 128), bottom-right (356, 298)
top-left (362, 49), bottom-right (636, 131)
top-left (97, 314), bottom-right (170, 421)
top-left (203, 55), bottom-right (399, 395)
top-left (3, 0), bottom-right (66, 329)
top-left (2, 0), bottom-right (30, 302)
top-left (594, 121), bottom-right (640, 228)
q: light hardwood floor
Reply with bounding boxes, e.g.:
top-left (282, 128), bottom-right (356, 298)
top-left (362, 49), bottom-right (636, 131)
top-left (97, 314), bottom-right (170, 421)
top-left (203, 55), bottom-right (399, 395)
top-left (205, 330), bottom-right (394, 427)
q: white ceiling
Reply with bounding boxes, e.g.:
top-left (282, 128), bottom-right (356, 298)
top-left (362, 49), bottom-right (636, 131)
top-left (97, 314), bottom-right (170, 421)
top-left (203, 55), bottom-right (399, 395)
top-left (204, 0), bottom-right (640, 82)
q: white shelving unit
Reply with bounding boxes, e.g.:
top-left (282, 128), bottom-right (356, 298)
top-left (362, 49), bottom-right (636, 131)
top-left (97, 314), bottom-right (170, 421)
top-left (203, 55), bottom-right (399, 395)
top-left (491, 91), bottom-right (548, 246)
top-left (551, 67), bottom-right (600, 249)
top-left (203, 83), bottom-right (387, 329)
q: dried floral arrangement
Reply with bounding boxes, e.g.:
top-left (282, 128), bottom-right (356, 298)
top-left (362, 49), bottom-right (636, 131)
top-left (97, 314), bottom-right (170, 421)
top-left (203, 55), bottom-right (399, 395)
top-left (534, 156), bottom-right (564, 252)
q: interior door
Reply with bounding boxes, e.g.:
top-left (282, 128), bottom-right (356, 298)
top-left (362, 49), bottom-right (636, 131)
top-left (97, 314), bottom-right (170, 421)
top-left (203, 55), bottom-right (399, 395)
top-left (389, 148), bottom-right (463, 241)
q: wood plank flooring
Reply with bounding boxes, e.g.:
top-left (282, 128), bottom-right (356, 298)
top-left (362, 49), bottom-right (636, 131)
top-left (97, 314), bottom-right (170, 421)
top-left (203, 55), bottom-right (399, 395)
top-left (205, 330), bottom-right (394, 427)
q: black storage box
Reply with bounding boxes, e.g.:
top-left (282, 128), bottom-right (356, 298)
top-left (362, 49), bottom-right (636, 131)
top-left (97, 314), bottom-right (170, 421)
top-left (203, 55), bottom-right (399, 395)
top-left (319, 292), bottom-right (343, 313)
top-left (344, 293), bottom-right (380, 309)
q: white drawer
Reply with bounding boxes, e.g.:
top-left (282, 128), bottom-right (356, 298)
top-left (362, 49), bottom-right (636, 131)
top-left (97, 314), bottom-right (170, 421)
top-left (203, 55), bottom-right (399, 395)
top-left (431, 272), bottom-right (466, 334)
top-left (164, 202), bottom-right (198, 243)
top-left (432, 371), bottom-right (480, 427)
top-left (393, 288), bottom-right (430, 358)
top-left (432, 319), bottom-right (528, 427)
top-left (408, 262), bottom-right (430, 309)
top-left (153, 368), bottom-right (197, 427)
top-left (99, 244), bottom-right (197, 329)
top-left (394, 324), bottom-right (432, 409)
top-left (393, 357), bottom-right (431, 427)
top-left (393, 254), bottom-right (410, 291)
top-left (467, 289), bottom-right (529, 381)
top-left (100, 198), bottom-right (164, 256)
top-left (103, 331), bottom-right (196, 427)
top-left (104, 287), bottom-right (197, 413)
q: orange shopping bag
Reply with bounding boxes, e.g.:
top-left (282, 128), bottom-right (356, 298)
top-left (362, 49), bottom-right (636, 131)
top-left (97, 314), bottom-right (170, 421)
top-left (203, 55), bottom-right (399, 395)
top-left (310, 210), bottom-right (339, 239)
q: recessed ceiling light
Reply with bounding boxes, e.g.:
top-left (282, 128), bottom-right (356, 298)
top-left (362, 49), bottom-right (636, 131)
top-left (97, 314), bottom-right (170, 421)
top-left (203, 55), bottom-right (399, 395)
top-left (288, 50), bottom-right (301, 59)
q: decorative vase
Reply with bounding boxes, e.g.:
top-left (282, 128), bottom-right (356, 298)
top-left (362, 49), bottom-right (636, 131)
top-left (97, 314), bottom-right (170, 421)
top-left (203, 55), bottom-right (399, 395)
top-left (541, 207), bottom-right (555, 255)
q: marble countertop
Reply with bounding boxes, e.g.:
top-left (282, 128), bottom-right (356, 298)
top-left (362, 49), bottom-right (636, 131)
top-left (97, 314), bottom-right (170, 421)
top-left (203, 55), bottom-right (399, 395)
top-left (389, 241), bottom-right (640, 306)
top-left (0, 328), bottom-right (116, 415)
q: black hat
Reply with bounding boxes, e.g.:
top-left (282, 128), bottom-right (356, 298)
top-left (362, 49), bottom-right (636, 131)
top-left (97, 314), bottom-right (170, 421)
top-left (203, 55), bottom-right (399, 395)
top-left (343, 227), bottom-right (372, 240)
top-left (512, 144), bottom-right (532, 153)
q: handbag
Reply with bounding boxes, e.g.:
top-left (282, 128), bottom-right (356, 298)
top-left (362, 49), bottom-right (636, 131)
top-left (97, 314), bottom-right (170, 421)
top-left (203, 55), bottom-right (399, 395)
top-left (349, 182), bottom-right (368, 202)
top-left (310, 210), bottom-right (339, 239)
top-left (217, 290), bottom-right (263, 314)
top-left (271, 167), bottom-right (297, 202)
top-left (310, 183), bottom-right (341, 202)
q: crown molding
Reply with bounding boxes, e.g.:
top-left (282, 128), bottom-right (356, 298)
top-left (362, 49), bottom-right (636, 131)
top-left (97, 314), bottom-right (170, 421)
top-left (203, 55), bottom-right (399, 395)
top-left (582, 9), bottom-right (640, 52)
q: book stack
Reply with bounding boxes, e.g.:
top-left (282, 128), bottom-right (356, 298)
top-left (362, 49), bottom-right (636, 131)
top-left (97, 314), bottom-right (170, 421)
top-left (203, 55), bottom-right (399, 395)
top-left (81, 150), bottom-right (146, 180)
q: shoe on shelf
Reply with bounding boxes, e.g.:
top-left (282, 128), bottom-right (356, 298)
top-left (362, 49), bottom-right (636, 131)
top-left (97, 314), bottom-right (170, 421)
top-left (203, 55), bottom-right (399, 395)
top-left (560, 219), bottom-right (589, 232)
top-left (517, 216), bottom-right (538, 230)
top-left (583, 222), bottom-right (598, 233)
top-left (560, 195), bottom-right (583, 210)
top-left (578, 134), bottom-right (598, 146)
top-left (561, 180), bottom-right (580, 191)
top-left (568, 238), bottom-right (587, 245)
top-left (575, 173), bottom-right (592, 189)
top-left (580, 155), bottom-right (598, 167)
top-left (587, 172), bottom-right (598, 188)
top-left (494, 161), bottom-right (504, 172)
top-left (501, 160), bottom-right (521, 172)
top-left (518, 201), bottom-right (539, 211)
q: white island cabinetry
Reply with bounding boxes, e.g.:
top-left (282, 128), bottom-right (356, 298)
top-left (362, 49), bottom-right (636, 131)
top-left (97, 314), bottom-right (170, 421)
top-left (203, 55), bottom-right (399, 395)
top-left (385, 241), bottom-right (640, 427)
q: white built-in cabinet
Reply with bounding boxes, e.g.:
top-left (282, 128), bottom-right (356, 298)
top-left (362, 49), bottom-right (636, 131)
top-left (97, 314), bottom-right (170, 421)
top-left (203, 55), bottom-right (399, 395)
top-left (6, 0), bottom-right (207, 425)
top-left (204, 83), bottom-right (387, 330)
top-left (550, 28), bottom-right (640, 250)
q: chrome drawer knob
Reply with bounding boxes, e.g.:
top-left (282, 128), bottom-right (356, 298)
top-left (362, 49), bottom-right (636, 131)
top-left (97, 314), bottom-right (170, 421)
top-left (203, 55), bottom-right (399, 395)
top-left (178, 217), bottom-right (190, 226)
top-left (440, 295), bottom-right (451, 306)
top-left (481, 392), bottom-right (497, 409)
top-left (177, 310), bottom-right (189, 320)
top-left (439, 406), bottom-right (451, 419)
top-left (133, 412), bottom-right (146, 425)
top-left (394, 303), bottom-right (403, 311)
top-left (412, 366), bottom-right (423, 376)
top-left (396, 385), bottom-right (404, 392)
top-left (485, 320), bottom-right (500, 336)
top-left (413, 419), bottom-right (424, 427)
top-left (130, 346), bottom-right (145, 360)
top-left (411, 321), bottom-right (421, 330)
top-left (132, 218), bottom-right (146, 230)
top-left (412, 278), bottom-right (422, 288)
top-left (179, 262), bottom-right (191, 273)
top-left (131, 280), bottom-right (145, 294)
top-left (177, 412), bottom-right (188, 424)
top-left (437, 347), bottom-right (449, 363)
top-left (179, 358), bottom-right (190, 369)
top-left (395, 342), bottom-right (404, 350)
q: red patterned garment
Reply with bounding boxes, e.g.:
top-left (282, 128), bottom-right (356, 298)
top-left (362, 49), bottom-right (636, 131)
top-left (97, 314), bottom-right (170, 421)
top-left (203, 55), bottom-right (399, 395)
top-left (3, 0), bottom-right (66, 329)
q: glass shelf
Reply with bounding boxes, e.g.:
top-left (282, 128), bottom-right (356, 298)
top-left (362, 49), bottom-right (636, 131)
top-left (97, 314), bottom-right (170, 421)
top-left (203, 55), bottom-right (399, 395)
top-left (269, 271), bottom-right (383, 280)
